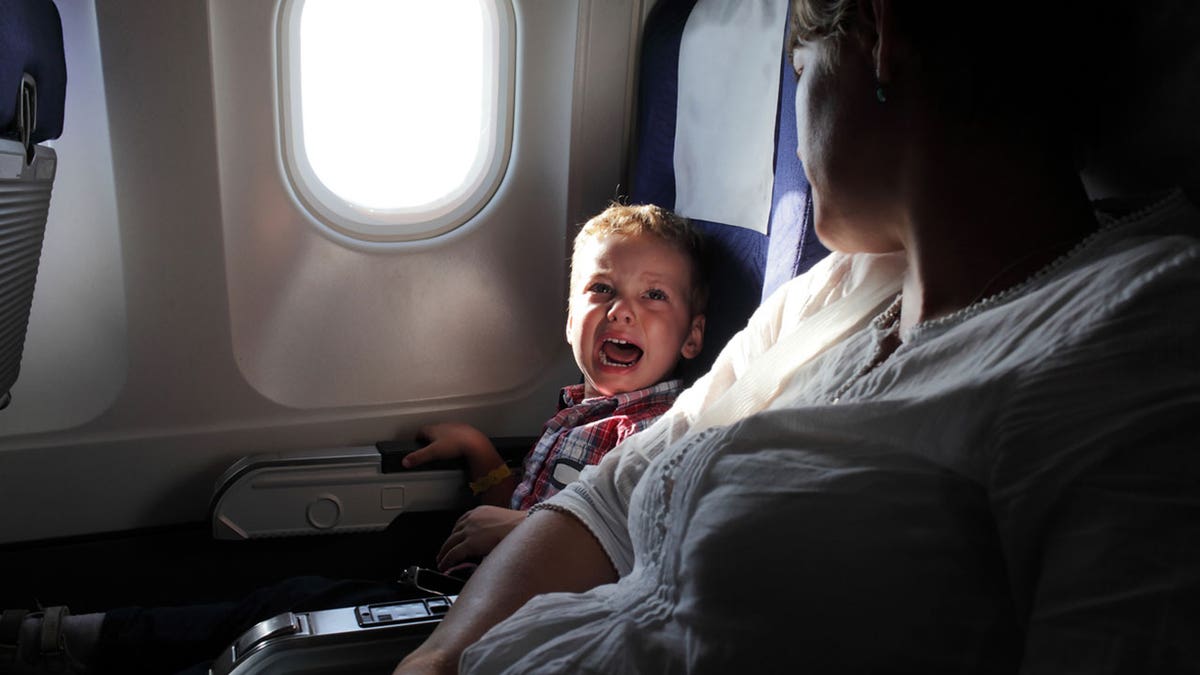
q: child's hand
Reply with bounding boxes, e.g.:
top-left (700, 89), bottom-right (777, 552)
top-left (403, 423), bottom-right (493, 469)
top-left (436, 506), bottom-right (527, 571)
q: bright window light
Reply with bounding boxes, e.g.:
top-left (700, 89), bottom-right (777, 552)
top-left (279, 0), bottom-right (513, 241)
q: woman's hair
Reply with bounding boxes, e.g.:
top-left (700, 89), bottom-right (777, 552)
top-left (572, 203), bottom-right (709, 313)
top-left (788, 0), bottom-right (1112, 140)
top-left (789, 0), bottom-right (855, 46)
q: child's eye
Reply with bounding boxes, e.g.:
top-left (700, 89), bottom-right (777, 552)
top-left (645, 288), bottom-right (668, 301)
top-left (587, 282), bottom-right (613, 296)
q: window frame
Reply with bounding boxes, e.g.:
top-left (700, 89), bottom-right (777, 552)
top-left (275, 0), bottom-right (516, 242)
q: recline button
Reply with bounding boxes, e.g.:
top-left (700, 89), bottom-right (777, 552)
top-left (306, 495), bottom-right (341, 529)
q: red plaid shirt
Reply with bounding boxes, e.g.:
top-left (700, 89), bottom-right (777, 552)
top-left (509, 379), bottom-right (683, 511)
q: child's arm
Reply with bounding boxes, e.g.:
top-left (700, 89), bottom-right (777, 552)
top-left (403, 423), bottom-right (518, 507)
top-left (431, 412), bottom-right (653, 571)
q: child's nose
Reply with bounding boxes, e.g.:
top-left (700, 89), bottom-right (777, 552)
top-left (607, 298), bottom-right (635, 324)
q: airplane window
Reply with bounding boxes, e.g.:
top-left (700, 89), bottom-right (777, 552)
top-left (278, 0), bottom-right (514, 241)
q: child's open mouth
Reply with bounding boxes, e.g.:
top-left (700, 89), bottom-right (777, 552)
top-left (599, 338), bottom-right (643, 368)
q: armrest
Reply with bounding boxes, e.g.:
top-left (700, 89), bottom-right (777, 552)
top-left (210, 437), bottom-right (539, 541)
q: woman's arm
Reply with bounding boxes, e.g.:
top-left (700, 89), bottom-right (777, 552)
top-left (394, 508), bottom-right (618, 674)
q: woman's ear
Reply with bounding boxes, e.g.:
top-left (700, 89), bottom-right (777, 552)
top-left (680, 314), bottom-right (706, 360)
top-left (863, 0), bottom-right (894, 85)
top-left (877, 0), bottom-right (904, 87)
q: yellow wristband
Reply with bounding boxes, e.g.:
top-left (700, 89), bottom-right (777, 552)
top-left (469, 464), bottom-right (512, 496)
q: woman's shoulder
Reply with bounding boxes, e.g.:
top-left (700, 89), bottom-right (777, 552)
top-left (991, 191), bottom-right (1200, 380)
top-left (1067, 189), bottom-right (1200, 300)
top-left (903, 191), bottom-right (1198, 365)
top-left (765, 249), bottom-right (905, 332)
top-left (772, 249), bottom-right (905, 296)
top-left (1089, 189), bottom-right (1200, 258)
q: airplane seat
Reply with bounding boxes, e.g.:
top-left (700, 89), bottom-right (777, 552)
top-left (207, 1), bottom-right (831, 672)
top-left (629, 0), bottom-right (828, 385)
top-left (0, 0), bottom-right (67, 411)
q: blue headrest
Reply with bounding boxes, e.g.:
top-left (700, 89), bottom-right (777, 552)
top-left (0, 0), bottom-right (67, 144)
top-left (630, 0), bottom-right (828, 380)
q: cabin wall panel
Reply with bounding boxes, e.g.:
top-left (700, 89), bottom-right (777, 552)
top-left (212, 0), bottom-right (579, 410)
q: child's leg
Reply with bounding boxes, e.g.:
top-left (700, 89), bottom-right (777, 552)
top-left (95, 576), bottom-right (420, 673)
top-left (3, 577), bottom-right (420, 674)
top-left (2, 607), bottom-right (102, 674)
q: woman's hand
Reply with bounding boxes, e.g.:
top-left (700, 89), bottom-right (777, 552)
top-left (403, 423), bottom-right (495, 471)
top-left (392, 649), bottom-right (457, 675)
top-left (437, 506), bottom-right (527, 571)
top-left (394, 509), bottom-right (617, 675)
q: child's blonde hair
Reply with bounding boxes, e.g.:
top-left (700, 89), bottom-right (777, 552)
top-left (571, 203), bottom-right (708, 313)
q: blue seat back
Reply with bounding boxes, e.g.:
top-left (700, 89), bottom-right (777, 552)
top-left (0, 0), bottom-right (66, 409)
top-left (0, 0), bottom-right (67, 147)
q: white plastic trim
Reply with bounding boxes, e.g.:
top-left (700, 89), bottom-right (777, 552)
top-left (276, 0), bottom-right (515, 242)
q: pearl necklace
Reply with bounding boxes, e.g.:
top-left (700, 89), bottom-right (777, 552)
top-left (830, 293), bottom-right (902, 404)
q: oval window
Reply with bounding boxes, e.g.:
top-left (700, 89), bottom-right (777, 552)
top-left (278, 0), bottom-right (514, 241)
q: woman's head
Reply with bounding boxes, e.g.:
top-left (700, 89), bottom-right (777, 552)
top-left (788, 0), bottom-right (1110, 252)
top-left (789, 1), bottom-right (1099, 130)
top-left (789, 0), bottom-right (900, 253)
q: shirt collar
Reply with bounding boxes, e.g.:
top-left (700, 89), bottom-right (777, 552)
top-left (559, 379), bottom-right (684, 410)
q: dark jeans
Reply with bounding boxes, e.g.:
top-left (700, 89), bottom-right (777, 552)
top-left (94, 575), bottom-right (425, 675)
top-left (91, 510), bottom-right (466, 674)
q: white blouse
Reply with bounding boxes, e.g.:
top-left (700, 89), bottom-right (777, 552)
top-left (462, 191), bottom-right (1200, 673)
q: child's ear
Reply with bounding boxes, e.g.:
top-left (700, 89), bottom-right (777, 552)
top-left (565, 307), bottom-right (575, 345)
top-left (680, 314), bottom-right (705, 360)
